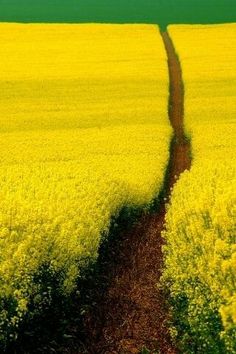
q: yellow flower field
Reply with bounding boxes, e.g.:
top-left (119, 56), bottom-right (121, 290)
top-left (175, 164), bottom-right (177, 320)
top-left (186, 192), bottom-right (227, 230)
top-left (163, 24), bottom-right (236, 352)
top-left (0, 24), bottom-right (171, 344)
top-left (0, 23), bottom-right (168, 132)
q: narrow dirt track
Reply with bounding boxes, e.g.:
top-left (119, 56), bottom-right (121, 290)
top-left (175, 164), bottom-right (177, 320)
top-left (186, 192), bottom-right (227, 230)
top-left (82, 31), bottom-right (191, 354)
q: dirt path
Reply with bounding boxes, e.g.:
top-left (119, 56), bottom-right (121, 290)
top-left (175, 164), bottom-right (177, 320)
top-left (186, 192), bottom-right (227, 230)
top-left (162, 32), bottom-right (191, 183)
top-left (81, 31), bottom-right (191, 354)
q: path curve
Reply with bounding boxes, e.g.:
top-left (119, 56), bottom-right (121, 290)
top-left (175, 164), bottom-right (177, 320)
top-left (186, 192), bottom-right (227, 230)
top-left (82, 31), bottom-right (191, 354)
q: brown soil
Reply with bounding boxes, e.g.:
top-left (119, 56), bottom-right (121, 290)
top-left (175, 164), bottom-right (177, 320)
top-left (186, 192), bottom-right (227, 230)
top-left (80, 31), bottom-right (191, 354)
top-left (161, 31), bottom-right (191, 188)
top-left (83, 211), bottom-right (174, 354)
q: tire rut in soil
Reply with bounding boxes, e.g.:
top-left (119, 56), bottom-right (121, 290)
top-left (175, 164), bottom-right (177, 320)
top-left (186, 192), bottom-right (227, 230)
top-left (80, 30), bottom-right (192, 354)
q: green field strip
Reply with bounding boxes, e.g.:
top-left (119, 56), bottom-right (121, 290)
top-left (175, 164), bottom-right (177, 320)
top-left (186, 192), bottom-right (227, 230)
top-left (0, 0), bottom-right (235, 29)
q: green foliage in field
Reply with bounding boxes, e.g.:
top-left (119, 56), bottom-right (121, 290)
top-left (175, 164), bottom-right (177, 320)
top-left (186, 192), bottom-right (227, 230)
top-left (0, 0), bottom-right (235, 28)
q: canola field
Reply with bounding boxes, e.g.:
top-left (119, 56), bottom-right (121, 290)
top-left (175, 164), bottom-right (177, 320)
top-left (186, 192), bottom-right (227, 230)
top-left (162, 24), bottom-right (236, 353)
top-left (0, 24), bottom-right (171, 344)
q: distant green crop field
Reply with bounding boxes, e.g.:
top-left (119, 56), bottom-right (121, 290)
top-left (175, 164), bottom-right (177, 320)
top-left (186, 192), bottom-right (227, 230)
top-left (0, 0), bottom-right (235, 28)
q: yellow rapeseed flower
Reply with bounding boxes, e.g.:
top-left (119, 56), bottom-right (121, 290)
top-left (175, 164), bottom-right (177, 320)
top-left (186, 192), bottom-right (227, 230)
top-left (163, 23), bottom-right (236, 352)
top-left (0, 23), bottom-right (171, 343)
